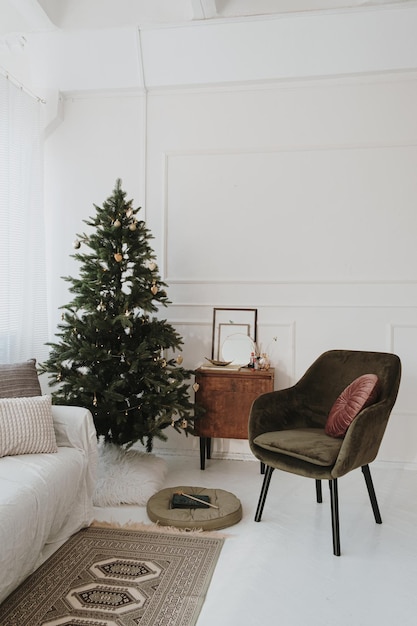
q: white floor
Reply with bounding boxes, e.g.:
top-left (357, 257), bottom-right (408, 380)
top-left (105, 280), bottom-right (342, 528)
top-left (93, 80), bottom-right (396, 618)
top-left (93, 455), bottom-right (417, 626)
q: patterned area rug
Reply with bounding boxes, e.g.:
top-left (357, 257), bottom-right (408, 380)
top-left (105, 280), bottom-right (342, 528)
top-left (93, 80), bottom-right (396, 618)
top-left (0, 525), bottom-right (224, 626)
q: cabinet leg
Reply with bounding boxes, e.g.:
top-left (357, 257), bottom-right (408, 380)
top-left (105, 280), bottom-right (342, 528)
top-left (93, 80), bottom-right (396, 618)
top-left (206, 437), bottom-right (212, 459)
top-left (199, 437), bottom-right (206, 470)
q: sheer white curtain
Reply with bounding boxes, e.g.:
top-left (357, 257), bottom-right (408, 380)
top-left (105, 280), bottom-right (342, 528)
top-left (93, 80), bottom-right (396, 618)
top-left (0, 74), bottom-right (48, 363)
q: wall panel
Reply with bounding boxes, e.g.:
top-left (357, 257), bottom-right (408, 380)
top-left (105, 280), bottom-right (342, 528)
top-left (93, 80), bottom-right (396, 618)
top-left (164, 146), bottom-right (417, 282)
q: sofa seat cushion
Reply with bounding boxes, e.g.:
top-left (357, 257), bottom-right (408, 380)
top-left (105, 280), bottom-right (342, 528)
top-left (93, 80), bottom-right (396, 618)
top-left (253, 428), bottom-right (343, 466)
top-left (0, 447), bottom-right (90, 602)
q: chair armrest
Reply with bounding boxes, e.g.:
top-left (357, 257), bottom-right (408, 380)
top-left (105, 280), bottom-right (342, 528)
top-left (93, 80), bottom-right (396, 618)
top-left (333, 401), bottom-right (390, 477)
top-left (249, 385), bottom-right (323, 441)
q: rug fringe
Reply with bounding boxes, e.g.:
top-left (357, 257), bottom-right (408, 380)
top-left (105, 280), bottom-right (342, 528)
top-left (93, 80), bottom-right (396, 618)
top-left (91, 519), bottom-right (230, 538)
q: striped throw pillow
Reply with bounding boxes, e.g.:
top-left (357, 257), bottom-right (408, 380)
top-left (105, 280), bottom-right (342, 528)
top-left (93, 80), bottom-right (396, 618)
top-left (0, 359), bottom-right (41, 398)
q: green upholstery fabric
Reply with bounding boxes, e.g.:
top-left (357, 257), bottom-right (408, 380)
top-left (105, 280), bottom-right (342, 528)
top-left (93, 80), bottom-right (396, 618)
top-left (249, 350), bottom-right (401, 480)
top-left (254, 428), bottom-right (342, 467)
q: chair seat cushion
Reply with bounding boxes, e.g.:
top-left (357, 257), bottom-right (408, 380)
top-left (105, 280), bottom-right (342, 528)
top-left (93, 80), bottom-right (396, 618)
top-left (325, 374), bottom-right (380, 438)
top-left (253, 428), bottom-right (343, 466)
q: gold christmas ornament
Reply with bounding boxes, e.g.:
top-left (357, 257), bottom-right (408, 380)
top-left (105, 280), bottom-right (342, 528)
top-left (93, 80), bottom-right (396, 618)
top-left (180, 419), bottom-right (188, 429)
top-left (151, 282), bottom-right (158, 295)
top-left (129, 221), bottom-right (137, 231)
top-left (148, 261), bottom-right (156, 271)
top-left (192, 382), bottom-right (200, 392)
top-left (126, 208), bottom-right (133, 218)
top-left (93, 393), bottom-right (98, 407)
top-left (114, 252), bottom-right (123, 262)
top-left (176, 355), bottom-right (183, 365)
top-left (113, 219), bottom-right (121, 228)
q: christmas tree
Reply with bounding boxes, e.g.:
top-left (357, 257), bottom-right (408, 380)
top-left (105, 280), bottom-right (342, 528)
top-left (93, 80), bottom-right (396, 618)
top-left (40, 179), bottom-right (198, 451)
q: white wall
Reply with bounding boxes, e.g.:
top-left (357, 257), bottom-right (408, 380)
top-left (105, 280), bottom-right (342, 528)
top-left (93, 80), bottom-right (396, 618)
top-left (44, 92), bottom-right (146, 333)
top-left (144, 73), bottom-right (417, 463)
top-left (43, 71), bottom-right (417, 465)
top-left (33, 6), bottom-right (417, 465)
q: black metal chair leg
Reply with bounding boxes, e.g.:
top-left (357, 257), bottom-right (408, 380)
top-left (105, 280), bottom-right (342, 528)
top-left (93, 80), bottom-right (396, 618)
top-left (329, 479), bottom-right (341, 556)
top-left (255, 465), bottom-right (274, 522)
top-left (315, 479), bottom-right (322, 503)
top-left (362, 464), bottom-right (382, 524)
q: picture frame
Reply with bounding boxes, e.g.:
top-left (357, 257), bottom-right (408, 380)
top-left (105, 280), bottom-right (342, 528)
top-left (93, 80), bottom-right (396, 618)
top-left (211, 308), bottom-right (258, 361)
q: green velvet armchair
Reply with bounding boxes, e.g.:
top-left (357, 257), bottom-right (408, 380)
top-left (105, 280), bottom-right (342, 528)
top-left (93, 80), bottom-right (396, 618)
top-left (249, 349), bottom-right (401, 555)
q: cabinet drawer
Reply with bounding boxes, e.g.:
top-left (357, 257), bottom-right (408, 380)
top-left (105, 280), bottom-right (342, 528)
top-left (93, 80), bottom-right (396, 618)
top-left (194, 369), bottom-right (274, 439)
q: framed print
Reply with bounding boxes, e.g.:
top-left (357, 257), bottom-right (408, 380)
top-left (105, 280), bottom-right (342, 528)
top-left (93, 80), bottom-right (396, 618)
top-left (212, 308), bottom-right (257, 362)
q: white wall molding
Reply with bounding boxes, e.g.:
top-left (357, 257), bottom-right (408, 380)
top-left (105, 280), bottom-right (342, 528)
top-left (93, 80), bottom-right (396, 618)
top-left (54, 69), bottom-right (417, 101)
top-left (147, 68), bottom-right (417, 96)
top-left (61, 87), bottom-right (146, 100)
top-left (161, 138), bottom-right (417, 285)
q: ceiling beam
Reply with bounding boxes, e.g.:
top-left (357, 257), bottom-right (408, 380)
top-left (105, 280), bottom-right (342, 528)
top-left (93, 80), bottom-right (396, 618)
top-left (189, 0), bottom-right (219, 20)
top-left (7, 0), bottom-right (54, 30)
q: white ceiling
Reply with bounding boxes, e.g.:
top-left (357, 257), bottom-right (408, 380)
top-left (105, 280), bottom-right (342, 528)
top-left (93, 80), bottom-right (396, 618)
top-left (1, 0), bottom-right (416, 93)
top-left (0, 0), bottom-right (413, 35)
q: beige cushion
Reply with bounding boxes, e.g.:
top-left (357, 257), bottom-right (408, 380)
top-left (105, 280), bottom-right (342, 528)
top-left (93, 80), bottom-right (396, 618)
top-left (147, 486), bottom-right (242, 530)
top-left (0, 395), bottom-right (58, 457)
top-left (0, 359), bottom-right (41, 398)
top-left (254, 428), bottom-right (343, 467)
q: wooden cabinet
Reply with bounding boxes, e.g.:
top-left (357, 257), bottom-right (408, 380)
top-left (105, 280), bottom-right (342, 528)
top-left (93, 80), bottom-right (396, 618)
top-left (194, 367), bottom-right (274, 469)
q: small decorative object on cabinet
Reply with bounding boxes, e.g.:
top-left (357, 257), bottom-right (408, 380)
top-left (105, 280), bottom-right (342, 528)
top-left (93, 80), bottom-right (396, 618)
top-left (212, 307), bottom-right (257, 363)
top-left (194, 367), bottom-right (274, 469)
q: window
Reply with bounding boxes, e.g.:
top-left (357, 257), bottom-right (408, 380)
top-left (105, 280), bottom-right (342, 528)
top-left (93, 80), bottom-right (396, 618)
top-left (0, 73), bottom-right (48, 363)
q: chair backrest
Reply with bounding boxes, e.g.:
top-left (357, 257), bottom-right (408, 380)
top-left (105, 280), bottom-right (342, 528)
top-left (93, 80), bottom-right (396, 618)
top-left (295, 349), bottom-right (401, 425)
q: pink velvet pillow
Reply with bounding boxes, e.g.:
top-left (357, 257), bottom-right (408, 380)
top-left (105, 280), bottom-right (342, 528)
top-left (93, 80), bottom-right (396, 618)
top-left (325, 374), bottom-right (380, 438)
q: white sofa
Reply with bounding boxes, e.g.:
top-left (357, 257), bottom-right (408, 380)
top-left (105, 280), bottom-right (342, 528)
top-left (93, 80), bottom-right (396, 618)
top-left (0, 404), bottom-right (97, 604)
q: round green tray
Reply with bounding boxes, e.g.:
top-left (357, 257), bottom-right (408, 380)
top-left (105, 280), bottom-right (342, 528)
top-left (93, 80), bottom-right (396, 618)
top-left (147, 486), bottom-right (242, 531)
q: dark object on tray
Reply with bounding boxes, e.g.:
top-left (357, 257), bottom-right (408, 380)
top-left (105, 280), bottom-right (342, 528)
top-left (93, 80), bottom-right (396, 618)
top-left (171, 493), bottom-right (211, 509)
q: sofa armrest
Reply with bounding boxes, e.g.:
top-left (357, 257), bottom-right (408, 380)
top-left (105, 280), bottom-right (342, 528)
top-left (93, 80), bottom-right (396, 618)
top-left (52, 405), bottom-right (98, 493)
top-left (52, 405), bottom-right (96, 449)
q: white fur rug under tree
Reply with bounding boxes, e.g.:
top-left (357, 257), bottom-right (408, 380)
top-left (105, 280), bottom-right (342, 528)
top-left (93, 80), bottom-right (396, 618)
top-left (93, 441), bottom-right (167, 507)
